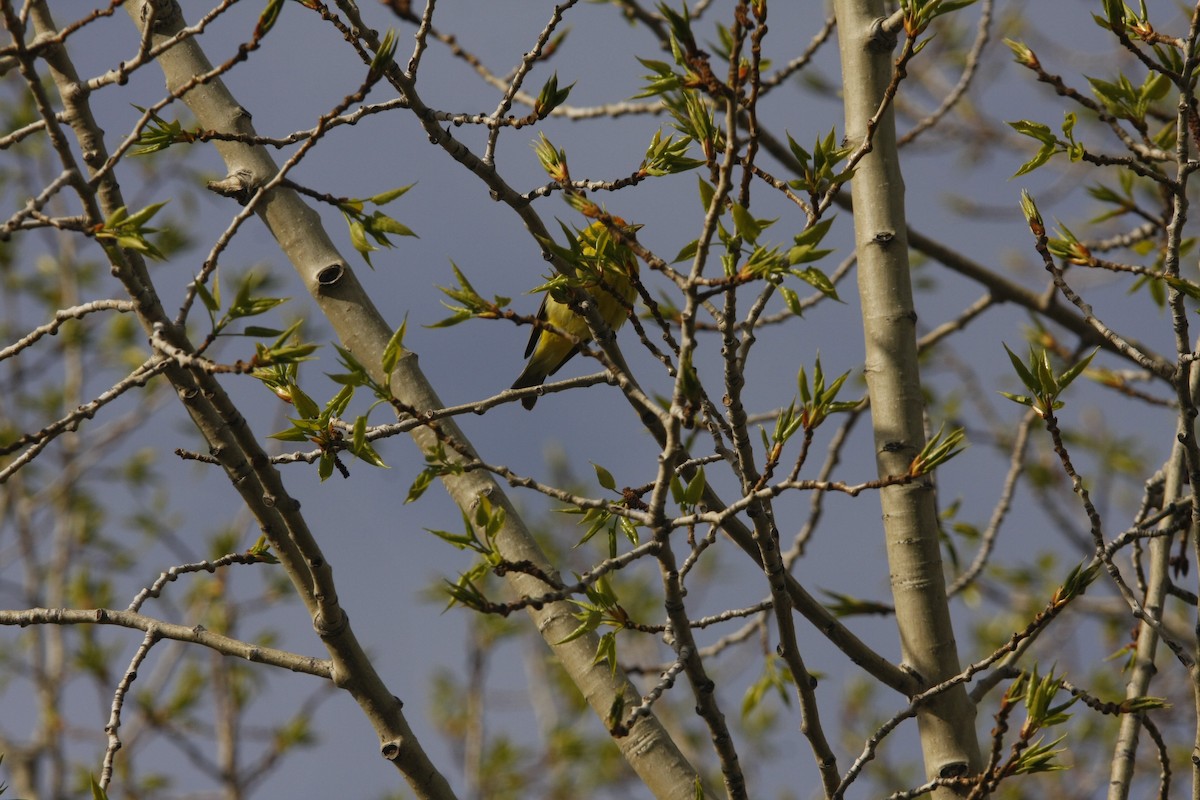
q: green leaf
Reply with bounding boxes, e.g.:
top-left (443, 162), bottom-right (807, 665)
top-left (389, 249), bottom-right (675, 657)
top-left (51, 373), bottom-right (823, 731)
top-left (682, 467), bottom-right (706, 505)
top-left (595, 630), bottom-right (618, 675)
top-left (669, 475), bottom-right (685, 505)
top-left (636, 57), bottom-right (673, 75)
top-left (425, 309), bottom-right (472, 329)
top-left (426, 526), bottom-right (478, 549)
top-left (123, 200), bottom-right (169, 229)
top-left (772, 401), bottom-right (801, 444)
top-left (697, 176), bottom-right (716, 214)
top-left (556, 610), bottom-right (600, 645)
top-left (641, 130), bottom-right (703, 175)
top-left (576, 507), bottom-right (614, 547)
top-left (246, 535), bottom-right (278, 563)
top-left (325, 384), bottom-right (354, 419)
top-left (346, 215), bottom-right (376, 267)
top-left (1013, 143), bottom-right (1058, 177)
top-left (382, 315), bottom-right (408, 375)
top-left (318, 452), bottom-right (334, 481)
top-left (1008, 117), bottom-right (1057, 141)
top-left (263, 342), bottom-right (318, 364)
top-left (779, 284), bottom-right (802, 317)
top-left (927, 0), bottom-right (978, 20)
top-left (352, 415), bottom-right (367, 454)
top-left (129, 105), bottom-right (195, 156)
top-left (432, 261), bottom-right (506, 326)
top-left (1102, 0), bottom-right (1124, 26)
top-left (730, 201), bottom-right (762, 243)
top-left (1164, 275), bottom-right (1200, 300)
top-left (820, 589), bottom-right (895, 617)
top-left (1142, 70), bottom-right (1171, 103)
top-left (1057, 346), bottom-right (1099, 392)
top-left (593, 462), bottom-right (617, 492)
top-left (1060, 561), bottom-right (1100, 601)
top-left (365, 211), bottom-right (417, 239)
top-left (788, 218), bottom-right (836, 267)
top-left (1032, 349), bottom-right (1054, 395)
top-left (368, 184), bottom-right (415, 205)
top-left (1004, 38), bottom-right (1038, 68)
top-left (741, 656), bottom-right (795, 718)
top-left (96, 202), bottom-right (171, 260)
top-left (788, 245), bottom-right (834, 266)
top-left (196, 280), bottom-right (220, 313)
top-left (241, 325), bottom-right (285, 337)
top-left (268, 426), bottom-right (311, 443)
top-left (1122, 695), bottom-right (1169, 712)
top-left (407, 469), bottom-right (435, 503)
top-left (1061, 111), bottom-right (1076, 142)
top-left (1003, 343), bottom-right (1040, 393)
top-left (911, 425), bottom-right (967, 475)
top-left (291, 384), bottom-right (321, 420)
top-left (368, 29), bottom-right (397, 80)
top-left (792, 217), bottom-right (834, 248)
top-left (790, 266), bottom-right (840, 301)
top-left (229, 294), bottom-right (288, 320)
top-left (534, 71), bottom-right (575, 119)
top-left (256, 0), bottom-right (285, 36)
top-left (786, 131), bottom-right (811, 166)
top-left (352, 438), bottom-right (388, 469)
top-left (1010, 734), bottom-right (1069, 774)
top-left (673, 239), bottom-right (699, 264)
top-left (532, 133), bottom-right (568, 182)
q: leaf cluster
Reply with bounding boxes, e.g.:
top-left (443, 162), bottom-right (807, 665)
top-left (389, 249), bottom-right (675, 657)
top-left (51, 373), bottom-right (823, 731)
top-left (430, 263), bottom-right (512, 328)
top-left (909, 425), bottom-right (967, 477)
top-left (900, 0), bottom-right (979, 39)
top-left (93, 201), bottom-right (170, 260)
top-left (559, 576), bottom-right (627, 676)
top-left (785, 131), bottom-right (854, 203)
top-left (533, 72), bottom-right (574, 120)
top-left (675, 178), bottom-right (840, 314)
top-left (428, 497), bottom-right (510, 611)
top-left (129, 104), bottom-right (198, 156)
top-left (559, 463), bottom-right (641, 555)
top-left (267, 346), bottom-right (389, 481)
top-left (1000, 344), bottom-right (1098, 418)
top-left (741, 655), bottom-right (795, 718)
top-left (197, 270), bottom-right (299, 346)
top-left (339, 184), bottom-right (418, 268)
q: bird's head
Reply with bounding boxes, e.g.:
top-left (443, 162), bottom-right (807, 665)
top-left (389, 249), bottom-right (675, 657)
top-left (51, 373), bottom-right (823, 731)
top-left (579, 216), bottom-right (641, 275)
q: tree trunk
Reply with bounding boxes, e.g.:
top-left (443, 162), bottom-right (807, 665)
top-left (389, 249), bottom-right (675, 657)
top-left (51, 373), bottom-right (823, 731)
top-left (834, 1), bottom-right (983, 792)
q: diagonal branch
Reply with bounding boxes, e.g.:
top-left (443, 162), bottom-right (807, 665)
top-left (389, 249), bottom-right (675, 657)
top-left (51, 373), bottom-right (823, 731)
top-left (124, 0), bottom-right (709, 797)
top-left (18, 2), bottom-right (455, 796)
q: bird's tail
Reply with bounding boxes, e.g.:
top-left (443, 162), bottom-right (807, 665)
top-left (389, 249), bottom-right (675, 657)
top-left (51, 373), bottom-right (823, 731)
top-left (510, 364), bottom-right (545, 409)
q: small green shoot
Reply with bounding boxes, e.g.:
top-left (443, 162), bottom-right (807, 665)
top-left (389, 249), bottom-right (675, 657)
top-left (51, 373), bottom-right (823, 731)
top-left (999, 344), bottom-right (1099, 417)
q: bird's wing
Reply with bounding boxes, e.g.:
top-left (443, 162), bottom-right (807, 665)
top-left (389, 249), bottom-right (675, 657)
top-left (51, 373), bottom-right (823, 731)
top-left (523, 294), bottom-right (549, 359)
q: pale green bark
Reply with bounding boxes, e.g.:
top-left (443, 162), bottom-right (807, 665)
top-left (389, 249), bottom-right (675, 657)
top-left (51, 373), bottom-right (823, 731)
top-left (833, 0), bottom-right (982, 791)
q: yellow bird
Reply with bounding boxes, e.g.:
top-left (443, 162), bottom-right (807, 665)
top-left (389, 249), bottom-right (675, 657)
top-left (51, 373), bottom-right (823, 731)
top-left (511, 218), bottom-right (640, 408)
